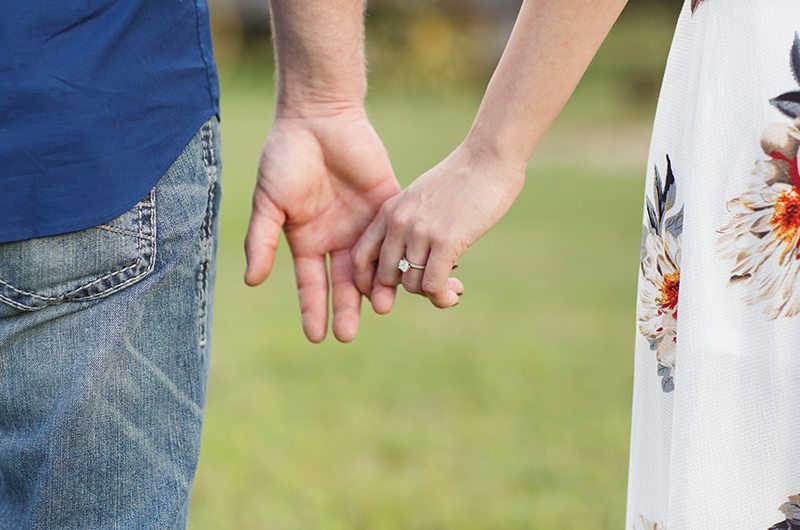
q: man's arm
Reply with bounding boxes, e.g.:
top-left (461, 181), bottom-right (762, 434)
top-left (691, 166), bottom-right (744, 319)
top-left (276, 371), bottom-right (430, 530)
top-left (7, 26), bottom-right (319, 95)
top-left (244, 0), bottom-right (400, 343)
top-left (268, 0), bottom-right (366, 115)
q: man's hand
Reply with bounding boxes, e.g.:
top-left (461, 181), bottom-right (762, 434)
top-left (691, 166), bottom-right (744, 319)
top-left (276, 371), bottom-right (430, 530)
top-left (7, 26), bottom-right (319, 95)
top-left (244, 106), bottom-right (400, 343)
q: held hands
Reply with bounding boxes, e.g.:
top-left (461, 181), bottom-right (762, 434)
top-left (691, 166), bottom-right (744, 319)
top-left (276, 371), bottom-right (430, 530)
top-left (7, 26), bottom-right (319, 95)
top-left (352, 141), bottom-right (525, 312)
top-left (247, 0), bottom-right (616, 342)
top-left (245, 111), bottom-right (526, 342)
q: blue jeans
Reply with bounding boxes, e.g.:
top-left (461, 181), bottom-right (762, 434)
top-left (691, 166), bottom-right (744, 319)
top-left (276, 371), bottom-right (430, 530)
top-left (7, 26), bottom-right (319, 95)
top-left (0, 116), bottom-right (222, 528)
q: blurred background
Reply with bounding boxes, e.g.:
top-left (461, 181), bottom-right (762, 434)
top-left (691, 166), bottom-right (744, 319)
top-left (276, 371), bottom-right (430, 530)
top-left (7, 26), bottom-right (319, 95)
top-left (190, 1), bottom-right (682, 528)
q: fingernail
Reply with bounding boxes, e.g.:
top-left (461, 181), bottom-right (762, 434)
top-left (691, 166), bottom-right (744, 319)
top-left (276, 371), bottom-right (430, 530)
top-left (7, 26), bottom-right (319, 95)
top-left (448, 291), bottom-right (460, 306)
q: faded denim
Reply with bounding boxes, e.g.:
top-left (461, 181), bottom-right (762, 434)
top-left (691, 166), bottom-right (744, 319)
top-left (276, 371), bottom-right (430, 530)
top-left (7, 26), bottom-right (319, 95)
top-left (0, 116), bottom-right (222, 529)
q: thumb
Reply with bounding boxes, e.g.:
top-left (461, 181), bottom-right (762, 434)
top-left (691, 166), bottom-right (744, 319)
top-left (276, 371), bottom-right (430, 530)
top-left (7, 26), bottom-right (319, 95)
top-left (244, 193), bottom-right (286, 286)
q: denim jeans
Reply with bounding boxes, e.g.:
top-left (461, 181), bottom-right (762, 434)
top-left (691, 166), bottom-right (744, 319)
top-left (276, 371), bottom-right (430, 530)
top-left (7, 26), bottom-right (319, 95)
top-left (0, 116), bottom-right (222, 529)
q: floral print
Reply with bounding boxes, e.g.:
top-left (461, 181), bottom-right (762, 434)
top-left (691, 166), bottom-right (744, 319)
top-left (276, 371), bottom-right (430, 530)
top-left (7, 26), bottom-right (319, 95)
top-left (628, 7), bottom-right (800, 529)
top-left (635, 515), bottom-right (667, 530)
top-left (717, 35), bottom-right (800, 320)
top-left (636, 495), bottom-right (800, 528)
top-left (638, 156), bottom-right (683, 393)
top-left (691, 0), bottom-right (706, 13)
top-left (636, 495), bottom-right (800, 529)
top-left (768, 494), bottom-right (800, 529)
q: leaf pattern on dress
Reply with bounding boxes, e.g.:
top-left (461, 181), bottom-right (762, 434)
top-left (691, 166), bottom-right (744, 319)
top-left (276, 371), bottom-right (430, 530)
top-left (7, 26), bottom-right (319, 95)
top-left (768, 494), bottom-right (800, 529)
top-left (772, 34), bottom-right (800, 116)
top-left (691, 0), bottom-right (706, 14)
top-left (635, 515), bottom-right (667, 530)
top-left (717, 34), bottom-right (800, 319)
top-left (638, 156), bottom-right (683, 393)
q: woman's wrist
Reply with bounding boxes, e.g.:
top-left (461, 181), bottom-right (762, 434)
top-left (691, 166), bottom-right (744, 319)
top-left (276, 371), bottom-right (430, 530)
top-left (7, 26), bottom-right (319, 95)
top-left (461, 123), bottom-right (532, 177)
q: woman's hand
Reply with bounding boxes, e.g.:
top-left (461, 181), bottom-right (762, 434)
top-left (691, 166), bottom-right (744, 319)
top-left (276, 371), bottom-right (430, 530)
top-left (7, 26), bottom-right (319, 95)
top-left (351, 140), bottom-right (526, 311)
top-left (349, 0), bottom-right (627, 315)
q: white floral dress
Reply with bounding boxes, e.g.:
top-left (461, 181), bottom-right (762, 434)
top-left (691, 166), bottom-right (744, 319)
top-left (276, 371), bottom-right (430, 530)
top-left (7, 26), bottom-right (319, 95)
top-left (627, 1), bottom-right (800, 528)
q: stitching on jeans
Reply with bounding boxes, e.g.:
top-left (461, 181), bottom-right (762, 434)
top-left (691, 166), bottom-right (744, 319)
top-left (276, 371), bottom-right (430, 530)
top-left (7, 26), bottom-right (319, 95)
top-left (198, 122), bottom-right (210, 345)
top-left (200, 121), bottom-right (217, 240)
top-left (0, 190), bottom-right (152, 301)
top-left (0, 278), bottom-right (60, 301)
top-left (96, 224), bottom-right (155, 240)
top-left (198, 119), bottom-right (217, 347)
top-left (69, 188), bottom-right (157, 301)
top-left (0, 188), bottom-right (157, 308)
top-left (0, 291), bottom-right (39, 311)
top-left (62, 196), bottom-right (145, 298)
top-left (70, 189), bottom-right (158, 302)
top-left (207, 123), bottom-right (217, 222)
top-left (198, 260), bottom-right (210, 347)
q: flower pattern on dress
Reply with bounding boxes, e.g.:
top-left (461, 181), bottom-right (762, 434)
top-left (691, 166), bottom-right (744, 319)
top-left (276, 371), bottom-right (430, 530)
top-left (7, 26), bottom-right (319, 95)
top-left (638, 155), bottom-right (683, 393)
top-left (717, 34), bottom-right (800, 320)
top-left (768, 494), bottom-right (800, 529)
top-left (635, 515), bottom-right (667, 530)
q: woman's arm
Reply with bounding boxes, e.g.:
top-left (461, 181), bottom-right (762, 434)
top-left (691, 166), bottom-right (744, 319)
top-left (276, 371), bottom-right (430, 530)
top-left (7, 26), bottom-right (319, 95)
top-left (468, 0), bottom-right (629, 169)
top-left (352, 0), bottom-right (630, 311)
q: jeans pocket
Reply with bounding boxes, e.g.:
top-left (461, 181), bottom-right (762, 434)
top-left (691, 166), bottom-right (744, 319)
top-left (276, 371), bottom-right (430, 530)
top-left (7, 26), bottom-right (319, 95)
top-left (0, 189), bottom-right (157, 312)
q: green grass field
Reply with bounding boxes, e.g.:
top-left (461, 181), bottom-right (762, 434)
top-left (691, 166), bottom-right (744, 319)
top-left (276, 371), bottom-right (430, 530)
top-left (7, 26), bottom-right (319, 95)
top-left (188, 6), bottom-right (675, 527)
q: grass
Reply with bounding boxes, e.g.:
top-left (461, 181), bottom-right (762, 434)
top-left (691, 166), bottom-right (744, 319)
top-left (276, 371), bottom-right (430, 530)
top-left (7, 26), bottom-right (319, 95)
top-left (188, 4), bottom-right (675, 527)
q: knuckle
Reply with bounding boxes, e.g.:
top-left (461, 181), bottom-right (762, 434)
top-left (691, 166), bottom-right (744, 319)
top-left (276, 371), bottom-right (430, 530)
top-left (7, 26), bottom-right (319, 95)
top-left (421, 278), bottom-right (442, 295)
top-left (447, 240), bottom-right (466, 261)
top-left (401, 278), bottom-right (419, 294)
top-left (409, 221), bottom-right (428, 240)
top-left (390, 209), bottom-right (411, 231)
top-left (378, 268), bottom-right (399, 286)
top-left (378, 198), bottom-right (396, 215)
top-left (350, 246), bottom-right (365, 267)
top-left (447, 251), bottom-right (462, 267)
top-left (378, 256), bottom-right (396, 274)
top-left (428, 233), bottom-right (449, 248)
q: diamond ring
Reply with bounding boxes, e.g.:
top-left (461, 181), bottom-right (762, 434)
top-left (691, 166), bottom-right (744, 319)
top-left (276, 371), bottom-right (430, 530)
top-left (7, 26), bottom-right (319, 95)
top-left (398, 257), bottom-right (426, 272)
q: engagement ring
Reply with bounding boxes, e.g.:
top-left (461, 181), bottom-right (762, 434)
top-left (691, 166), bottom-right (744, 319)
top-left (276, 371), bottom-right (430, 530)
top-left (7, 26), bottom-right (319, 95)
top-left (398, 257), bottom-right (426, 272)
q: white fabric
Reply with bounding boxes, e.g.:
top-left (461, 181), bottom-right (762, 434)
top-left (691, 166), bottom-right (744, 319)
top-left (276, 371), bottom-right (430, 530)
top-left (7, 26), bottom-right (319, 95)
top-left (626, 1), bottom-right (800, 528)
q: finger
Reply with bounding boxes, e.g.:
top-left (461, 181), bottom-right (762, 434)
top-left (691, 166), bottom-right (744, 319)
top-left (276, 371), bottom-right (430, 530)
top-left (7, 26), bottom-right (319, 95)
top-left (293, 255), bottom-right (329, 343)
top-left (376, 223), bottom-right (406, 288)
top-left (400, 239), bottom-right (430, 295)
top-left (351, 214), bottom-right (388, 297)
top-left (330, 249), bottom-right (361, 343)
top-left (371, 276), bottom-right (397, 315)
top-left (244, 193), bottom-right (286, 286)
top-left (447, 277), bottom-right (465, 295)
top-left (420, 246), bottom-right (461, 308)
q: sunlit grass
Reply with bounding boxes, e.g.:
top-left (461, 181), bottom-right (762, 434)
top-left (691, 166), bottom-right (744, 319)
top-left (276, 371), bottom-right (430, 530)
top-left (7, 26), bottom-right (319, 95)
top-left (187, 74), bottom-right (646, 529)
top-left (188, 4), bottom-right (671, 525)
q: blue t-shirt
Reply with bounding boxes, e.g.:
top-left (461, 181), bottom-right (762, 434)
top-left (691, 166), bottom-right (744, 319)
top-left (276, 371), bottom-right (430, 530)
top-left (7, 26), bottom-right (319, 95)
top-left (0, 1), bottom-right (220, 243)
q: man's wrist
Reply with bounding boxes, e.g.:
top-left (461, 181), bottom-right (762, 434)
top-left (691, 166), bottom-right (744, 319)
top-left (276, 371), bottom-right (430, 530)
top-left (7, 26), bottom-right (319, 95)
top-left (275, 90), bottom-right (366, 119)
top-left (275, 68), bottom-right (367, 119)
